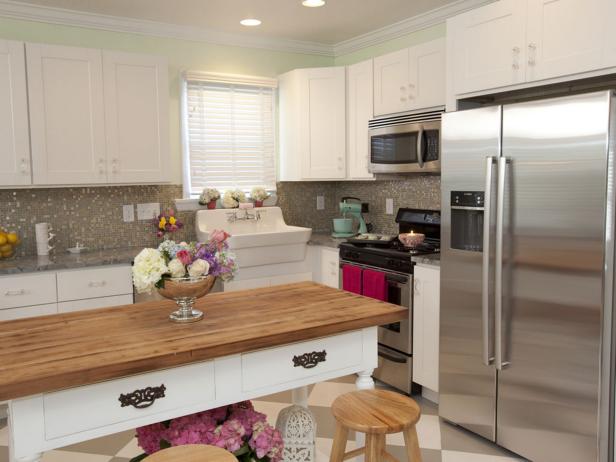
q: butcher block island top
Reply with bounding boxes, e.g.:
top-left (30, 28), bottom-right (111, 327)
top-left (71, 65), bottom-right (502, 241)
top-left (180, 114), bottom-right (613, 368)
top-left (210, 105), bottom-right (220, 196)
top-left (0, 282), bottom-right (405, 401)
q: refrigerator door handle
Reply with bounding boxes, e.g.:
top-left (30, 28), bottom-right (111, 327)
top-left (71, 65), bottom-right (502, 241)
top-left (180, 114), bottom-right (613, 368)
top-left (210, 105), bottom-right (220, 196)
top-left (482, 156), bottom-right (496, 366)
top-left (495, 157), bottom-right (509, 371)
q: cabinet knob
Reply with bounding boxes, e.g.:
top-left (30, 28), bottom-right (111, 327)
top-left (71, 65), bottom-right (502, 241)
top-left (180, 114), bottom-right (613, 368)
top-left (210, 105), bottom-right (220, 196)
top-left (400, 97), bottom-right (407, 102)
top-left (512, 63), bottom-right (520, 70)
top-left (528, 43), bottom-right (537, 66)
top-left (400, 86), bottom-right (406, 91)
top-left (20, 158), bottom-right (29, 174)
top-left (408, 83), bottom-right (415, 89)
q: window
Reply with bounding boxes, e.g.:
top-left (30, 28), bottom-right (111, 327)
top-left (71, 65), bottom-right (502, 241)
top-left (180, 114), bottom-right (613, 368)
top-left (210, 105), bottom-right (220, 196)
top-left (182, 72), bottom-right (277, 197)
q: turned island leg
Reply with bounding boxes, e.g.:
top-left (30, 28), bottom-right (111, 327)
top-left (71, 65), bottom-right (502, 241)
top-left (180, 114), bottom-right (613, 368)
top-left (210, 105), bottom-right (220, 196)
top-left (355, 369), bottom-right (375, 462)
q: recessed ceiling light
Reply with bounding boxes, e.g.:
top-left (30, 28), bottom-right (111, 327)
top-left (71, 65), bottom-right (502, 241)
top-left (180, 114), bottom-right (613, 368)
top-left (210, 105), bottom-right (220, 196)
top-left (302, 0), bottom-right (325, 7)
top-left (240, 18), bottom-right (262, 26)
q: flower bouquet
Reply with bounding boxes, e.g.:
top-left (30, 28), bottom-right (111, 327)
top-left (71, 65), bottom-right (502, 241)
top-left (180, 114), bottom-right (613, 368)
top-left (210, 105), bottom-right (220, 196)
top-left (199, 188), bottom-right (221, 209)
top-left (132, 230), bottom-right (238, 322)
top-left (131, 401), bottom-right (283, 462)
top-left (223, 189), bottom-right (247, 209)
top-left (154, 209), bottom-right (183, 239)
top-left (251, 187), bottom-right (269, 208)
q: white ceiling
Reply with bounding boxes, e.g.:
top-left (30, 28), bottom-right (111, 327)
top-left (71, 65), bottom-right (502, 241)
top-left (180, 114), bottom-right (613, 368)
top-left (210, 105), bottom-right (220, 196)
top-left (10, 0), bottom-right (459, 45)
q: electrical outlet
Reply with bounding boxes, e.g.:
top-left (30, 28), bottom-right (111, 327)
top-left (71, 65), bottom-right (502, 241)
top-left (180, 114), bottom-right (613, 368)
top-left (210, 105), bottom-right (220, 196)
top-left (386, 198), bottom-right (394, 215)
top-left (137, 203), bottom-right (161, 220)
top-left (316, 195), bottom-right (325, 210)
top-left (122, 204), bottom-right (135, 223)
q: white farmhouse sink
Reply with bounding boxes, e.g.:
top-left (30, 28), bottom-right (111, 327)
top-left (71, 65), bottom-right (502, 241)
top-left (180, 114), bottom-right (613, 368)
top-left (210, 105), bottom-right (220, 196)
top-left (195, 207), bottom-right (312, 268)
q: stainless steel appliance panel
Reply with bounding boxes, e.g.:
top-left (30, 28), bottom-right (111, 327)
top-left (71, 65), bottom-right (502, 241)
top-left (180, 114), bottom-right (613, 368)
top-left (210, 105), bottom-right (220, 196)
top-left (496, 92), bottom-right (613, 462)
top-left (374, 344), bottom-right (413, 395)
top-left (440, 105), bottom-right (502, 440)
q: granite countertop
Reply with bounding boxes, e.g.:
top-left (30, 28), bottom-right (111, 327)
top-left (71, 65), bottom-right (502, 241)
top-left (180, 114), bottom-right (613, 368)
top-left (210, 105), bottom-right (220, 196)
top-left (412, 253), bottom-right (441, 267)
top-left (0, 247), bottom-right (142, 275)
top-left (308, 232), bottom-right (345, 249)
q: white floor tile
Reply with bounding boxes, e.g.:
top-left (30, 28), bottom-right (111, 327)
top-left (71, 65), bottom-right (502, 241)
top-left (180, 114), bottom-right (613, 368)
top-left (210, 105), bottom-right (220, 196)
top-left (0, 424), bottom-right (7, 446)
top-left (316, 436), bottom-right (356, 462)
top-left (307, 382), bottom-right (357, 408)
top-left (115, 437), bottom-right (142, 458)
top-left (41, 450), bottom-right (112, 462)
top-left (252, 400), bottom-right (290, 426)
top-left (441, 450), bottom-right (524, 462)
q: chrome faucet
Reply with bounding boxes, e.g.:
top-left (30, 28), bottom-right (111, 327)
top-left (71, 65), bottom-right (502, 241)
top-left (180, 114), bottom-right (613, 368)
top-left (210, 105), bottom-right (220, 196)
top-left (226, 209), bottom-right (265, 223)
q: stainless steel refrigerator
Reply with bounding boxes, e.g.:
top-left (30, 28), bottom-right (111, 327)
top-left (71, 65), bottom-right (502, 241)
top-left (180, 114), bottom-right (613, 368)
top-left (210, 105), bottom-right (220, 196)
top-left (440, 91), bottom-right (616, 462)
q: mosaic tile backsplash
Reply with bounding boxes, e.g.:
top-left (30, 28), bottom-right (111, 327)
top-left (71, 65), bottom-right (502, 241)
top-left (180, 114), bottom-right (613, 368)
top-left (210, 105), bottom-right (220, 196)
top-left (2, 176), bottom-right (440, 258)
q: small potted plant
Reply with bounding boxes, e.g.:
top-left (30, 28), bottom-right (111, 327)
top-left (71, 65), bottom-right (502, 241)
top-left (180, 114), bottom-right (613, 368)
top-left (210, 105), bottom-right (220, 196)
top-left (251, 186), bottom-right (269, 208)
top-left (199, 188), bottom-right (220, 209)
top-left (223, 189), bottom-right (247, 209)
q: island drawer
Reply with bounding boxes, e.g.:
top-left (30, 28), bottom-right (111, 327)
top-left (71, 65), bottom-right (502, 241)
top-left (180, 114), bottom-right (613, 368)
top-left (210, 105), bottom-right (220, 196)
top-left (43, 360), bottom-right (216, 440)
top-left (0, 273), bottom-right (57, 310)
top-left (56, 265), bottom-right (132, 302)
top-left (241, 330), bottom-right (363, 392)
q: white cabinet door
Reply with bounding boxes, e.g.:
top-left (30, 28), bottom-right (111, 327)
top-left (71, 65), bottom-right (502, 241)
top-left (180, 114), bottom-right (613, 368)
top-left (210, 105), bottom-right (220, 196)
top-left (412, 265), bottom-right (440, 392)
top-left (0, 303), bottom-right (57, 321)
top-left (27, 43), bottom-right (107, 185)
top-left (346, 59), bottom-right (374, 180)
top-left (448, 0), bottom-right (527, 95)
top-left (373, 48), bottom-right (410, 116)
top-left (319, 248), bottom-right (340, 289)
top-left (526, 0), bottom-right (605, 81)
top-left (300, 67), bottom-right (346, 179)
top-left (0, 40), bottom-right (31, 186)
top-left (408, 38), bottom-right (446, 111)
top-left (603, 0), bottom-right (616, 67)
top-left (103, 51), bottom-right (170, 183)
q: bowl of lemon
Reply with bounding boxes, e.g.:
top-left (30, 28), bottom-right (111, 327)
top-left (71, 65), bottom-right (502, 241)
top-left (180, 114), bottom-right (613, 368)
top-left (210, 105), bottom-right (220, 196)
top-left (0, 230), bottom-right (21, 259)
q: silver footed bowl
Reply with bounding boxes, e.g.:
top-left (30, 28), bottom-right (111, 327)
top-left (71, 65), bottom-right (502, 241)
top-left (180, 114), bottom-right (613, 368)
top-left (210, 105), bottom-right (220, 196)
top-left (157, 275), bottom-right (217, 323)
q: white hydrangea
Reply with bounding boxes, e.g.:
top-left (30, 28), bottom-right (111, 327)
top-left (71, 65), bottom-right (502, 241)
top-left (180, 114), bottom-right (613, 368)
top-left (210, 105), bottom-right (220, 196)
top-left (168, 258), bottom-right (186, 278)
top-left (188, 258), bottom-right (210, 278)
top-left (251, 186), bottom-right (269, 201)
top-left (132, 248), bottom-right (169, 294)
top-left (222, 190), bottom-right (239, 209)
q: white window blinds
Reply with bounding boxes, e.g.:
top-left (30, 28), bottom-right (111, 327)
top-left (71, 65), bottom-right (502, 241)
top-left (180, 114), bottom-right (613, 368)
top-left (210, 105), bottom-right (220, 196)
top-left (184, 75), bottom-right (276, 196)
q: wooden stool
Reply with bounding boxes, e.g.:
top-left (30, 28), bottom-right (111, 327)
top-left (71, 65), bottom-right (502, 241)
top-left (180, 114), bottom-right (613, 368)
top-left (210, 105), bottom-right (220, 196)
top-left (144, 444), bottom-right (238, 462)
top-left (330, 389), bottom-right (422, 462)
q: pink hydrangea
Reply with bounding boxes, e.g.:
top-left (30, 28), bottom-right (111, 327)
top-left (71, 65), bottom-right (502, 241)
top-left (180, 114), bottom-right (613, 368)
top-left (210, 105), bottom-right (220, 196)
top-left (135, 422), bottom-right (167, 455)
top-left (250, 420), bottom-right (284, 462)
top-left (212, 419), bottom-right (246, 453)
top-left (164, 413), bottom-right (218, 447)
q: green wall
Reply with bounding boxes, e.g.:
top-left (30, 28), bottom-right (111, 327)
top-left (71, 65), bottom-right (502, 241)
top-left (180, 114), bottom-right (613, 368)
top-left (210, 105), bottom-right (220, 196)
top-left (334, 23), bottom-right (446, 66)
top-left (0, 17), bottom-right (334, 184)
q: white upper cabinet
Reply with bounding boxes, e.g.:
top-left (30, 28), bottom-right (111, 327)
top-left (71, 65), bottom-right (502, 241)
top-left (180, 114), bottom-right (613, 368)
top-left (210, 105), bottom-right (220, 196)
top-left (0, 40), bottom-right (31, 186)
top-left (448, 0), bottom-right (527, 95)
top-left (602, 0), bottom-right (616, 67)
top-left (410, 38), bottom-right (447, 111)
top-left (103, 51), bottom-right (170, 183)
top-left (279, 67), bottom-right (346, 181)
top-left (346, 59), bottom-right (374, 180)
top-left (27, 44), bottom-right (107, 185)
top-left (374, 39), bottom-right (446, 117)
top-left (526, 0), bottom-right (605, 81)
top-left (374, 48), bottom-right (410, 117)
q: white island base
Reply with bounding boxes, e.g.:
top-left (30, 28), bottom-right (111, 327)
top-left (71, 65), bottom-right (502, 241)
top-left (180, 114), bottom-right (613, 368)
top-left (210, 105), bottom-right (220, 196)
top-left (8, 327), bottom-right (378, 462)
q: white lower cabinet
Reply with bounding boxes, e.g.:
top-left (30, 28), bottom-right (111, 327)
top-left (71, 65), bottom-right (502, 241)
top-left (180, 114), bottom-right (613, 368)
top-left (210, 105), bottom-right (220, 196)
top-left (412, 264), bottom-right (440, 392)
top-left (0, 264), bottom-right (133, 320)
top-left (223, 272), bottom-right (312, 292)
top-left (318, 247), bottom-right (340, 289)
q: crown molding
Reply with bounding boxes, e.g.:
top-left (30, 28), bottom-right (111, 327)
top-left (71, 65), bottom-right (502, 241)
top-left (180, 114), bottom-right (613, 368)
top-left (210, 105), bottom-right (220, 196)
top-left (333, 0), bottom-right (495, 56)
top-left (0, 0), bottom-right (496, 58)
top-left (0, 0), bottom-right (335, 56)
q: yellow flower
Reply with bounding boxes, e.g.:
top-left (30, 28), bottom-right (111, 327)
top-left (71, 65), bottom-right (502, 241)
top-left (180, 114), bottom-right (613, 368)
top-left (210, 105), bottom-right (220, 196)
top-left (169, 216), bottom-right (176, 225)
top-left (159, 217), bottom-right (167, 229)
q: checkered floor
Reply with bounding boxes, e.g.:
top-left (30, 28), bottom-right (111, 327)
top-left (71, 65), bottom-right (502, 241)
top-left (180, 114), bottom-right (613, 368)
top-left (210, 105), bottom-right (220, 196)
top-left (0, 376), bottom-right (526, 462)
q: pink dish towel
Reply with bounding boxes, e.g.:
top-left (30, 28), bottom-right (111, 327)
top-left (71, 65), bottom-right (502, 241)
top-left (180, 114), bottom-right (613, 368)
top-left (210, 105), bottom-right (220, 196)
top-left (362, 269), bottom-right (388, 302)
top-left (342, 264), bottom-right (362, 295)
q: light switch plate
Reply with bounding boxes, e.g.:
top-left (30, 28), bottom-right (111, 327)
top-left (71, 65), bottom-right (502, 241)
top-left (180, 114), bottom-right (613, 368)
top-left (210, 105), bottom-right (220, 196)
top-left (316, 196), bottom-right (325, 210)
top-left (386, 198), bottom-right (394, 215)
top-left (122, 204), bottom-right (135, 223)
top-left (137, 203), bottom-right (161, 220)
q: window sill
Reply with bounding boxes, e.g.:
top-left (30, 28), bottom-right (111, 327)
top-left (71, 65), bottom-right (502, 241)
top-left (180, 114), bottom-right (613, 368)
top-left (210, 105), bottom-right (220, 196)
top-left (175, 193), bottom-right (278, 212)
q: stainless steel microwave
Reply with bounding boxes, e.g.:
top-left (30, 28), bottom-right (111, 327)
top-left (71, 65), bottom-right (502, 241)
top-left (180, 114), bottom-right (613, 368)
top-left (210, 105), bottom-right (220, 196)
top-left (369, 111), bottom-right (442, 174)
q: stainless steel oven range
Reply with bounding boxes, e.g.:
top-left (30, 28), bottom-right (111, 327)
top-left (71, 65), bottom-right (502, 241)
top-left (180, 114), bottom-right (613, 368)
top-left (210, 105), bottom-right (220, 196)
top-left (339, 208), bottom-right (440, 394)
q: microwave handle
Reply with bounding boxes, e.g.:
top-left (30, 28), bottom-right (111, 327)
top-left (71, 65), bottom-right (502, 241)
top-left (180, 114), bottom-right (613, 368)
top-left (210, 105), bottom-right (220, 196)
top-left (416, 126), bottom-right (425, 168)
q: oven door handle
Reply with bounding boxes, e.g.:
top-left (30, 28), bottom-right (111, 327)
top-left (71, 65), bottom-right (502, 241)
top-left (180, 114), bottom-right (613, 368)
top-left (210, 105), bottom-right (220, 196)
top-left (386, 274), bottom-right (409, 284)
top-left (378, 349), bottom-right (408, 364)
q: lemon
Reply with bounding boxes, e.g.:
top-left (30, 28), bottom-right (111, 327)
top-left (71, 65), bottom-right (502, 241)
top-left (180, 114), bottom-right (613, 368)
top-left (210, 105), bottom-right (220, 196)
top-left (7, 232), bottom-right (18, 244)
top-left (0, 235), bottom-right (7, 246)
top-left (0, 244), bottom-right (12, 253)
top-left (1, 249), bottom-right (13, 258)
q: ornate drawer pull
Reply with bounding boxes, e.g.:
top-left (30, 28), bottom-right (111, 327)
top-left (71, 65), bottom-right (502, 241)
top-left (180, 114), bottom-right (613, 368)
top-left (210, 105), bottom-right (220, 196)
top-left (119, 384), bottom-right (166, 409)
top-left (293, 350), bottom-right (327, 369)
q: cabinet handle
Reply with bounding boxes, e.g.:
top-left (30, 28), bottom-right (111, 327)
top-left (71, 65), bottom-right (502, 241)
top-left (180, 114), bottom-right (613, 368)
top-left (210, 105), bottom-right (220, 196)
top-left (400, 86), bottom-right (406, 91)
top-left (400, 97), bottom-right (407, 102)
top-left (88, 281), bottom-right (107, 288)
top-left (98, 158), bottom-right (106, 175)
top-left (293, 350), bottom-right (327, 369)
top-left (512, 46), bottom-right (521, 70)
top-left (119, 384), bottom-right (166, 409)
top-left (20, 158), bottom-right (29, 174)
top-left (528, 43), bottom-right (537, 66)
top-left (4, 289), bottom-right (26, 296)
top-left (111, 158), bottom-right (119, 174)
